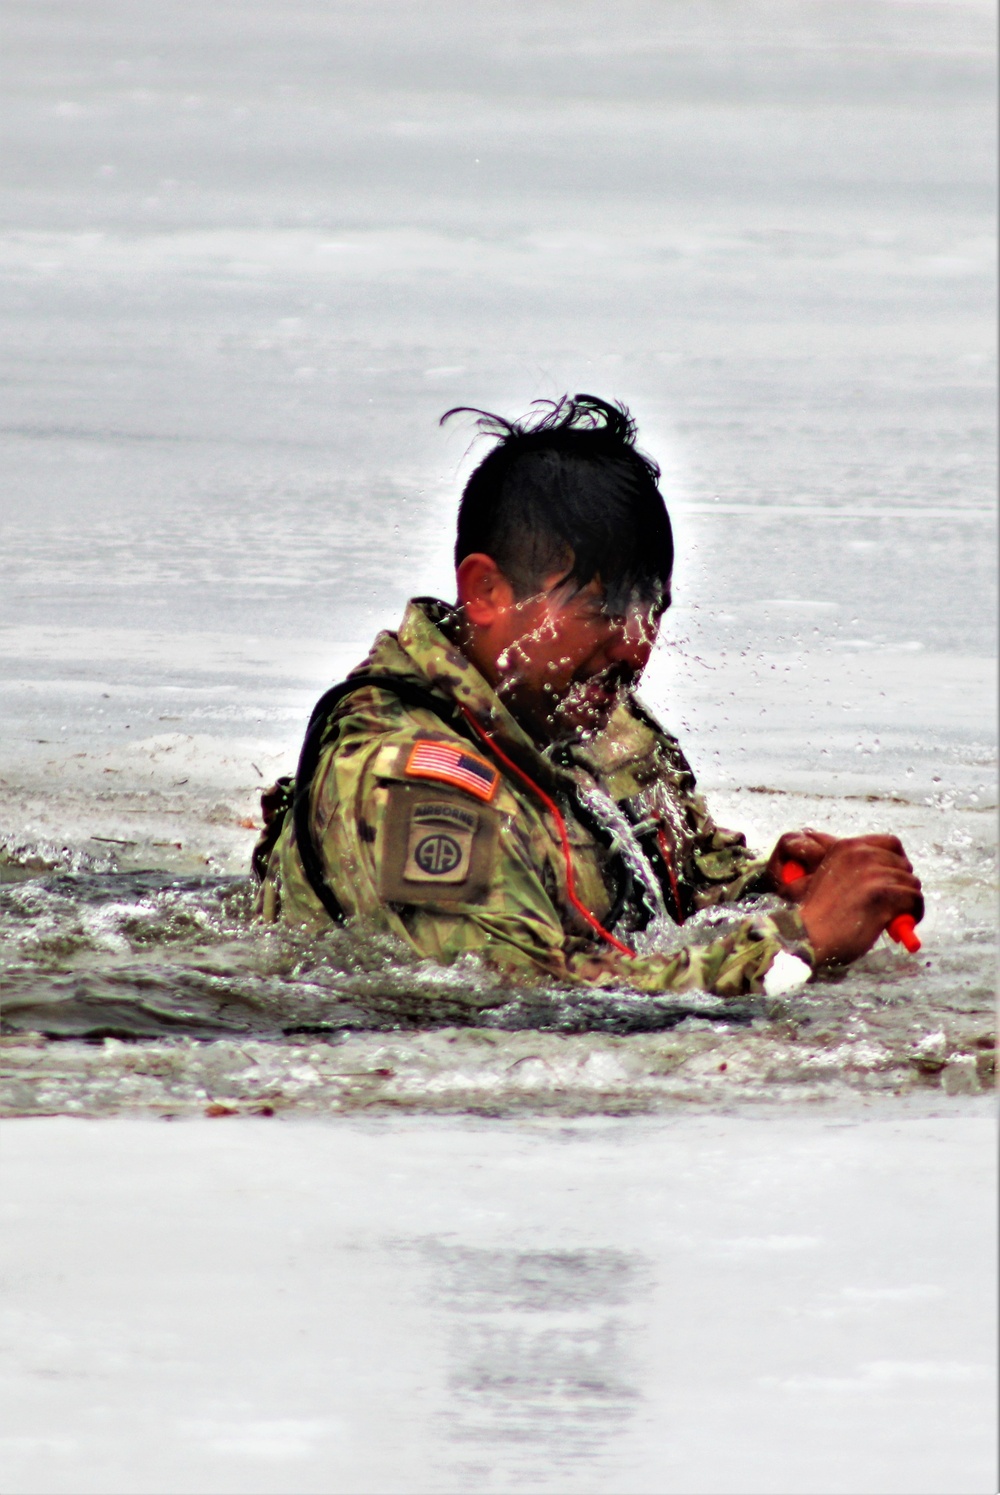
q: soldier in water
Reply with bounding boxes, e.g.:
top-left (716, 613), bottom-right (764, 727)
top-left (252, 395), bottom-right (922, 997)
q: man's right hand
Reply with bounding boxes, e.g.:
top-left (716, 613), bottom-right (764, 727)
top-left (797, 835), bottom-right (923, 966)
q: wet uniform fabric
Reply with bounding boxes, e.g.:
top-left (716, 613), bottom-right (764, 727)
top-left (255, 599), bottom-right (815, 995)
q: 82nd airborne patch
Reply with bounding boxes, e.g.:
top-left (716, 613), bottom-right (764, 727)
top-left (403, 800), bottom-right (478, 884)
top-left (378, 786), bottom-right (497, 905)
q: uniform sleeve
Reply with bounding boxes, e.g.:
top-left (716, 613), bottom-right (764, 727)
top-left (576, 906), bottom-right (815, 998)
top-left (683, 786), bottom-right (773, 909)
top-left (306, 723), bottom-right (813, 998)
top-left (308, 724), bottom-right (589, 982)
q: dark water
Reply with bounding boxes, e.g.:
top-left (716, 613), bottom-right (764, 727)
top-left (2, 842), bottom-right (993, 1117)
top-left (0, 869), bottom-right (754, 1040)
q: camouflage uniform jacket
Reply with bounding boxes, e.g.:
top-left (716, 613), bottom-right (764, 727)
top-left (255, 598), bottom-right (815, 996)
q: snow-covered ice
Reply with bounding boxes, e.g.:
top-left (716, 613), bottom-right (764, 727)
top-left (1, 1108), bottom-right (996, 1495)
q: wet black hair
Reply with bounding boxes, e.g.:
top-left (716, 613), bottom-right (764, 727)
top-left (444, 394), bottom-right (673, 615)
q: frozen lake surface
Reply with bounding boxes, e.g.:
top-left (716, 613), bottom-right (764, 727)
top-left (1, 0), bottom-right (996, 1490)
top-left (1, 1108), bottom-right (996, 1495)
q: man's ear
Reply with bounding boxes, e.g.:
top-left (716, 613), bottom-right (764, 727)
top-left (456, 553), bottom-right (515, 627)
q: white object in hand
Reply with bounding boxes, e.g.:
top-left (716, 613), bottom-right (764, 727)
top-left (763, 951), bottom-right (812, 998)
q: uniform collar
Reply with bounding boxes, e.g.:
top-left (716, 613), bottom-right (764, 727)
top-left (393, 596), bottom-right (564, 781)
top-left (389, 597), bottom-right (660, 799)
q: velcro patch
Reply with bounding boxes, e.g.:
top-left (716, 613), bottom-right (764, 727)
top-left (404, 740), bottom-right (499, 803)
top-left (378, 786), bottom-right (497, 906)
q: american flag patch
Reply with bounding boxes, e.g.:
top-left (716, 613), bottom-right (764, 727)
top-left (404, 740), bottom-right (500, 803)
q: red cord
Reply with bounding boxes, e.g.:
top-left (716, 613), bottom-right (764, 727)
top-left (655, 824), bottom-right (683, 921)
top-left (458, 706), bottom-right (636, 958)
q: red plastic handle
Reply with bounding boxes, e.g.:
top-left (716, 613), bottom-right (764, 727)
top-left (780, 860), bottom-right (921, 951)
top-left (886, 914), bottom-right (921, 953)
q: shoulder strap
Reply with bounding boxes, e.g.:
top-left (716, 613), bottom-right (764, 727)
top-left (292, 673), bottom-right (474, 923)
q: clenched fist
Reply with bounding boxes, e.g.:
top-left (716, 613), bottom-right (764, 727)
top-left (769, 831), bottom-right (923, 967)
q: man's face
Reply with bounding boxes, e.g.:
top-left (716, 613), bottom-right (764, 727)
top-left (490, 572), bottom-right (667, 741)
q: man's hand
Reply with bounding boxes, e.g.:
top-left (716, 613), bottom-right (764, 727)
top-left (767, 829), bottom-right (838, 897)
top-left (790, 835), bottom-right (923, 966)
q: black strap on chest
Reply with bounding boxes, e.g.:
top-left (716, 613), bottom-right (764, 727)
top-left (292, 674), bottom-right (475, 923)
